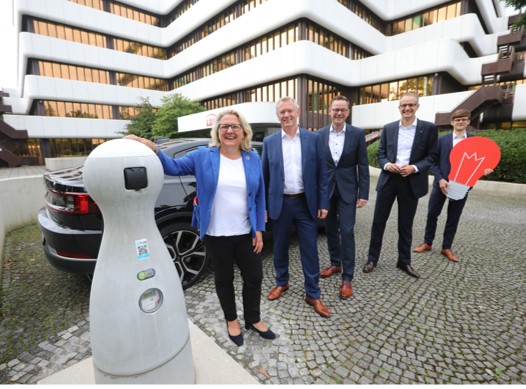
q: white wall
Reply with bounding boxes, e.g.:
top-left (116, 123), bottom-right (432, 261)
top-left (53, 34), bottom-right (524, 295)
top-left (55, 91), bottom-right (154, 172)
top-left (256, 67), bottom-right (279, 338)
top-left (0, 176), bottom-right (46, 278)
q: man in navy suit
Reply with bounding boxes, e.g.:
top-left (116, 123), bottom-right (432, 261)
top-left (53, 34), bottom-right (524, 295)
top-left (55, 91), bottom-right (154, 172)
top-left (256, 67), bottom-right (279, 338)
top-left (318, 96), bottom-right (370, 299)
top-left (363, 93), bottom-right (438, 278)
top-left (262, 97), bottom-right (331, 318)
top-left (413, 109), bottom-right (493, 262)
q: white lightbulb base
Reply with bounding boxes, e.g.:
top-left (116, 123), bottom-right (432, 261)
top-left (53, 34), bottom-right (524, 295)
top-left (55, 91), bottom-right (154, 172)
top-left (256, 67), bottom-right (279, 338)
top-left (447, 180), bottom-right (469, 200)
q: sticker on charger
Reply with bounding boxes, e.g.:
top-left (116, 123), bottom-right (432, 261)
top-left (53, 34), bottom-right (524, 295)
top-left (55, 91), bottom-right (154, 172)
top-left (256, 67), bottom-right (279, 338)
top-left (135, 238), bottom-right (150, 260)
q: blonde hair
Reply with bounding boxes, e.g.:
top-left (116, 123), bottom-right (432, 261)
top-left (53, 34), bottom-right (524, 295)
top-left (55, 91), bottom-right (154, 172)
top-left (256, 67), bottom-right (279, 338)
top-left (400, 92), bottom-right (419, 104)
top-left (209, 109), bottom-right (253, 151)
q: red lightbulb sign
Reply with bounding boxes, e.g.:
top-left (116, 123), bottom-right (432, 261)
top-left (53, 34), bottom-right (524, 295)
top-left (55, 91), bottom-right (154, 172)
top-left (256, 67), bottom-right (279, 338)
top-left (447, 136), bottom-right (501, 200)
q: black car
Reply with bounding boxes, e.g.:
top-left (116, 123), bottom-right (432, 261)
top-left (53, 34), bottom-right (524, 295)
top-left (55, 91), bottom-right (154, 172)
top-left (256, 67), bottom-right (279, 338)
top-left (38, 138), bottom-right (263, 289)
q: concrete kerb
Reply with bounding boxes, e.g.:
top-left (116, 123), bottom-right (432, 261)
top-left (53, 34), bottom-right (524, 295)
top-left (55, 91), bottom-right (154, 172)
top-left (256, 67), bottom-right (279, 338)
top-left (37, 320), bottom-right (260, 385)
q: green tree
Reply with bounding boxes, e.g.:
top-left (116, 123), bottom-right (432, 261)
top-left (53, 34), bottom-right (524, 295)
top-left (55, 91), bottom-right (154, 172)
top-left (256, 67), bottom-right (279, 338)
top-left (151, 94), bottom-right (205, 139)
top-left (502, 0), bottom-right (526, 28)
top-left (125, 97), bottom-right (157, 139)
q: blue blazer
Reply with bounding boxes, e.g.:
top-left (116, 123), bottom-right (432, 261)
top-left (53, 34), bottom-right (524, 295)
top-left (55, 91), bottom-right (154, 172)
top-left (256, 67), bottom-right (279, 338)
top-left (157, 146), bottom-right (266, 239)
top-left (262, 128), bottom-right (329, 220)
top-left (377, 119), bottom-right (438, 199)
top-left (318, 124), bottom-right (370, 203)
top-left (430, 132), bottom-right (475, 186)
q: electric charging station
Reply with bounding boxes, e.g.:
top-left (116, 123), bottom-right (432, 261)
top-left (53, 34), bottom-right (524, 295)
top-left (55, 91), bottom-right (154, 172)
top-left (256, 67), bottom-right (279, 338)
top-left (83, 139), bottom-right (195, 384)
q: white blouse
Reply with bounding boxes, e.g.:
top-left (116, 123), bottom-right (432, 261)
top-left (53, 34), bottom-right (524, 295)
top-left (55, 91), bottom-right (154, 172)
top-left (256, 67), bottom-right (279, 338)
top-left (206, 154), bottom-right (251, 237)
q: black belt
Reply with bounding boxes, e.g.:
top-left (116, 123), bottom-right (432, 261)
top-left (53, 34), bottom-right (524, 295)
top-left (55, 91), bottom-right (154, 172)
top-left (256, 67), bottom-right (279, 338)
top-left (283, 193), bottom-right (305, 199)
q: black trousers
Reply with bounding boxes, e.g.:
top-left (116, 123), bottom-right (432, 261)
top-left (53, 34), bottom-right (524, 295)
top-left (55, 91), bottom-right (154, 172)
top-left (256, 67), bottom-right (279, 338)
top-left (368, 175), bottom-right (419, 265)
top-left (424, 185), bottom-right (468, 249)
top-left (203, 234), bottom-right (263, 324)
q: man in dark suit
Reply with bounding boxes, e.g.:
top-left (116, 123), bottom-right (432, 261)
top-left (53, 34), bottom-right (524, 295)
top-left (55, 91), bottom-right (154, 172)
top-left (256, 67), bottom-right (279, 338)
top-left (318, 96), bottom-right (370, 299)
top-left (363, 92), bottom-right (438, 278)
top-left (262, 97), bottom-right (331, 318)
top-left (413, 109), bottom-right (493, 262)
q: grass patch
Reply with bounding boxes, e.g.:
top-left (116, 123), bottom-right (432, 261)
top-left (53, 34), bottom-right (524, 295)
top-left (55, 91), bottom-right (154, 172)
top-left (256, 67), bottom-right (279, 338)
top-left (0, 224), bottom-right (91, 364)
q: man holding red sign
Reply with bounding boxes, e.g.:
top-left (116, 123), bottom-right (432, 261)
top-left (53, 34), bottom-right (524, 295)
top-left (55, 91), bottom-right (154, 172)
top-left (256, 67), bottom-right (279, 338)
top-left (413, 109), bottom-right (495, 262)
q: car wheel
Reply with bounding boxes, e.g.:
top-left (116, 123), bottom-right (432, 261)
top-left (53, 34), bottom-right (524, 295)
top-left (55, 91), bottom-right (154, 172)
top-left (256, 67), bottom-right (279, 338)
top-left (160, 222), bottom-right (208, 290)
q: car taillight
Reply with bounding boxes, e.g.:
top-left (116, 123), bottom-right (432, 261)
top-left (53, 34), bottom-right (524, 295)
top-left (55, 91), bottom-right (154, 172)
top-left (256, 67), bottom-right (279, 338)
top-left (47, 190), bottom-right (99, 215)
top-left (55, 250), bottom-right (94, 259)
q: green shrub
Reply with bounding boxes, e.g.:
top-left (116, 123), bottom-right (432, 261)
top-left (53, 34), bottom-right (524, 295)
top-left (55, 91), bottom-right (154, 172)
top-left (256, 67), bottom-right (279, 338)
top-left (475, 129), bottom-right (526, 184)
top-left (367, 140), bottom-right (380, 169)
top-left (366, 129), bottom-right (526, 184)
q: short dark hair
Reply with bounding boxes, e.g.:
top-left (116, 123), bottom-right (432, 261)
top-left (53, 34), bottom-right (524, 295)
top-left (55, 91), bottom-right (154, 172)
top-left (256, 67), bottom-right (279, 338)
top-left (451, 109), bottom-right (470, 120)
top-left (331, 95), bottom-right (350, 108)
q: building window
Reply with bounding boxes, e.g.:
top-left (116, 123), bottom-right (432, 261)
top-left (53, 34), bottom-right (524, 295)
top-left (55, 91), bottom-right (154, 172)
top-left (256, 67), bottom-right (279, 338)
top-left (167, 0), bottom-right (268, 57)
top-left (26, 17), bottom-right (166, 59)
top-left (359, 75), bottom-right (435, 104)
top-left (202, 76), bottom-right (345, 130)
top-left (172, 20), bottom-right (370, 89)
top-left (387, 1), bottom-right (461, 36)
top-left (35, 100), bottom-right (139, 120)
top-left (27, 59), bottom-right (168, 91)
top-left (69, 0), bottom-right (160, 26)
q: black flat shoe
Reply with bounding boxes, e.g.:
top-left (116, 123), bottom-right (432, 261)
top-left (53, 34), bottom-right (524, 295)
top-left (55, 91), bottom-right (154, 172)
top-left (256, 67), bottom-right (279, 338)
top-left (245, 322), bottom-right (276, 340)
top-left (226, 321), bottom-right (244, 346)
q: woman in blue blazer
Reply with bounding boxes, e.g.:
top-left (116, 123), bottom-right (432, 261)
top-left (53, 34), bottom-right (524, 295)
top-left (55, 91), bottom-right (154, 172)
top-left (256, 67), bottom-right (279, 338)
top-left (126, 109), bottom-right (275, 346)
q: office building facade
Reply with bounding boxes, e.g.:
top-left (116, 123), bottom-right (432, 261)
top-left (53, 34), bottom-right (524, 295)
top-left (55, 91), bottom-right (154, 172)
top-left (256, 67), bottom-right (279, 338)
top-left (1, 0), bottom-right (525, 166)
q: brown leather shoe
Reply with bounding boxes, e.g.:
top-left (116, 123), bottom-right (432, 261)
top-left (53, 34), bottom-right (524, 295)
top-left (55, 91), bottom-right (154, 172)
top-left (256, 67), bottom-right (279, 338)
top-left (363, 261), bottom-right (377, 273)
top-left (320, 265), bottom-right (342, 278)
top-left (268, 284), bottom-right (289, 301)
top-left (441, 249), bottom-right (459, 262)
top-left (339, 280), bottom-right (353, 300)
top-left (413, 243), bottom-right (432, 253)
top-left (304, 297), bottom-right (331, 318)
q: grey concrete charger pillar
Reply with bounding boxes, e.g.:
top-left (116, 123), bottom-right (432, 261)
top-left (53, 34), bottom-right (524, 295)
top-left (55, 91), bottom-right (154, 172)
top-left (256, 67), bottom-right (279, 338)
top-left (83, 139), bottom-right (195, 384)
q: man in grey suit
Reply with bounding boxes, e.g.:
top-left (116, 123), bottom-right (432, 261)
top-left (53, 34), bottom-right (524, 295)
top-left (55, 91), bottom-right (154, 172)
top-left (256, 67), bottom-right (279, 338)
top-left (318, 96), bottom-right (370, 299)
top-left (363, 93), bottom-right (438, 278)
top-left (262, 97), bottom-right (331, 318)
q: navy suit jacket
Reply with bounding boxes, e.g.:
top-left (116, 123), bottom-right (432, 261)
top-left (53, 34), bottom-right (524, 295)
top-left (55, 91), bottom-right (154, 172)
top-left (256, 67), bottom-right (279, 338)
top-left (262, 128), bottom-right (329, 220)
top-left (317, 124), bottom-right (370, 203)
top-left (430, 132), bottom-right (475, 187)
top-left (377, 119), bottom-right (438, 199)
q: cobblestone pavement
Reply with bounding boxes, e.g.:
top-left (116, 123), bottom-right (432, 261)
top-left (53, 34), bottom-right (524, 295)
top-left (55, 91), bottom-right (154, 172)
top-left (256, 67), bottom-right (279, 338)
top-left (1, 179), bottom-right (525, 384)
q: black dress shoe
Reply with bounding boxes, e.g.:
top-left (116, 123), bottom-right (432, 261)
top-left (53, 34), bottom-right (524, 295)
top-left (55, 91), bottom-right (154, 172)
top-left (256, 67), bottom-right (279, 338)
top-left (396, 263), bottom-right (420, 278)
top-left (226, 321), bottom-right (244, 346)
top-left (245, 323), bottom-right (276, 340)
top-left (363, 261), bottom-right (377, 273)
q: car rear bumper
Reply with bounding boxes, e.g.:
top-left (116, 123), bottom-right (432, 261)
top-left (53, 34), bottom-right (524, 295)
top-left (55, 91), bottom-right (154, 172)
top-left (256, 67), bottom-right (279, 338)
top-left (38, 207), bottom-right (100, 274)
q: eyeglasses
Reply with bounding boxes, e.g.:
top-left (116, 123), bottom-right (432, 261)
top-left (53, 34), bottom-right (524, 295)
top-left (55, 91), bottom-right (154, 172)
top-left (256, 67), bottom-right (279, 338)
top-left (399, 103), bottom-right (417, 108)
top-left (453, 118), bottom-right (469, 122)
top-left (331, 108), bottom-right (349, 113)
top-left (219, 124), bottom-right (242, 132)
